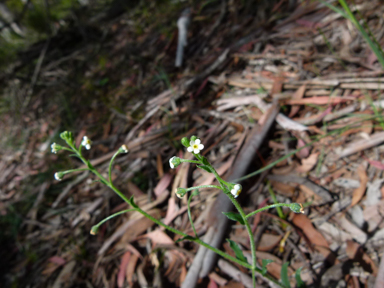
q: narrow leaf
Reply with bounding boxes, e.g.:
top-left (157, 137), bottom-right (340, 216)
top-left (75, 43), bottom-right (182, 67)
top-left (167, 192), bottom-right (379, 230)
top-left (129, 196), bottom-right (138, 208)
top-left (261, 259), bottom-right (274, 275)
top-left (175, 235), bottom-right (195, 243)
top-left (197, 165), bottom-right (212, 173)
top-left (222, 212), bottom-right (245, 225)
top-left (201, 156), bottom-right (210, 166)
top-left (295, 267), bottom-right (306, 288)
top-left (226, 239), bottom-right (248, 264)
top-left (281, 262), bottom-right (291, 288)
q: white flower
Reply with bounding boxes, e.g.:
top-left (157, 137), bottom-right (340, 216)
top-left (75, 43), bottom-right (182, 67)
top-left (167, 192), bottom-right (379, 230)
top-left (51, 143), bottom-right (60, 154)
top-left (169, 156), bottom-right (176, 169)
top-left (54, 172), bottom-right (63, 181)
top-left (231, 184), bottom-right (242, 198)
top-left (81, 136), bottom-right (92, 150)
top-left (187, 139), bottom-right (204, 154)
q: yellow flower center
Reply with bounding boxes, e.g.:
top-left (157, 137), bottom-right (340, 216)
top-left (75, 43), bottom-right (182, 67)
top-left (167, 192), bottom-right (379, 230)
top-left (193, 144), bottom-right (199, 149)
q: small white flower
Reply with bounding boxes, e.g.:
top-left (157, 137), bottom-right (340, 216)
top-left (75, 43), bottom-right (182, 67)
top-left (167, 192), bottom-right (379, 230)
top-left (51, 143), bottom-right (60, 154)
top-left (81, 136), bottom-right (92, 150)
top-left (169, 156), bottom-right (176, 169)
top-left (120, 144), bottom-right (129, 153)
top-left (54, 172), bottom-right (63, 181)
top-left (187, 139), bottom-right (204, 154)
top-left (231, 184), bottom-right (242, 198)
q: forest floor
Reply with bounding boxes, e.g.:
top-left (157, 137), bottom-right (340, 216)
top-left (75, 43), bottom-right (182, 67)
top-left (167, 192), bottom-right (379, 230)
top-left (1, 0), bottom-right (384, 287)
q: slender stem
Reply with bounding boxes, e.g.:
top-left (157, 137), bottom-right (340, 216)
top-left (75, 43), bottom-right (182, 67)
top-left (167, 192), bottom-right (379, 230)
top-left (62, 168), bottom-right (89, 175)
top-left (180, 159), bottom-right (200, 164)
top-left (74, 149), bottom-right (132, 205)
top-left (108, 150), bottom-right (121, 184)
top-left (185, 185), bottom-right (222, 192)
top-left (133, 203), bottom-right (253, 269)
top-left (188, 191), bottom-right (198, 238)
top-left (245, 203), bottom-right (296, 219)
top-left (227, 193), bottom-right (257, 288)
top-left (92, 208), bottom-right (136, 230)
top-left (267, 182), bottom-right (285, 219)
top-left (194, 154), bottom-right (228, 189)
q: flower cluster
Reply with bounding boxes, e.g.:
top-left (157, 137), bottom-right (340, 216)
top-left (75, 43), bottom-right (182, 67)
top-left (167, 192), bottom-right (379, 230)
top-left (51, 143), bottom-right (62, 154)
top-left (169, 136), bottom-right (243, 199)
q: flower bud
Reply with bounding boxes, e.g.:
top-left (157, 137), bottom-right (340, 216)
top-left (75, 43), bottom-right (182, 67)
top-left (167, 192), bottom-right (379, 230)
top-left (169, 156), bottom-right (181, 169)
top-left (181, 137), bottom-right (190, 148)
top-left (119, 144), bottom-right (129, 153)
top-left (90, 225), bottom-right (99, 235)
top-left (289, 203), bottom-right (304, 214)
top-left (60, 131), bottom-right (74, 145)
top-left (54, 172), bottom-right (64, 181)
top-left (175, 187), bottom-right (187, 198)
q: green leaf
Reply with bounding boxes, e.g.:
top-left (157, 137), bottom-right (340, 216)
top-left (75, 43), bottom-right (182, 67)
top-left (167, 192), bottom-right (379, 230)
top-left (197, 165), bottom-right (211, 173)
top-left (175, 235), bottom-right (195, 243)
top-left (295, 267), bottom-right (306, 288)
top-left (261, 259), bottom-right (274, 275)
top-left (201, 156), bottom-right (210, 166)
top-left (281, 262), bottom-right (291, 288)
top-left (226, 239), bottom-right (248, 264)
top-left (222, 212), bottom-right (245, 225)
top-left (129, 196), bottom-right (138, 208)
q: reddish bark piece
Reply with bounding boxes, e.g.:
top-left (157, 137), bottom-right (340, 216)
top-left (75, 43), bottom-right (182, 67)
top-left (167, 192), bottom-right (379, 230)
top-left (289, 85), bottom-right (306, 118)
top-left (141, 229), bottom-right (174, 248)
top-left (117, 251), bottom-right (131, 288)
top-left (292, 213), bottom-right (329, 248)
top-left (296, 152), bottom-right (319, 173)
top-left (258, 233), bottom-right (283, 251)
top-left (364, 157), bottom-right (384, 170)
top-left (207, 278), bottom-right (219, 288)
top-left (296, 138), bottom-right (310, 159)
top-left (287, 96), bottom-right (354, 105)
top-left (350, 164), bottom-right (368, 207)
top-left (154, 173), bottom-right (173, 198)
top-left (48, 256), bottom-right (66, 265)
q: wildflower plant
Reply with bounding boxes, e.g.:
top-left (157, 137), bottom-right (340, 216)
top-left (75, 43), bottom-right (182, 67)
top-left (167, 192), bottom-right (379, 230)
top-left (52, 132), bottom-right (305, 288)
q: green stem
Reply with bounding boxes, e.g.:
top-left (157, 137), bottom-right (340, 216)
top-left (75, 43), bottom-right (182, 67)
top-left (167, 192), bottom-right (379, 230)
top-left (108, 150), bottom-right (121, 184)
top-left (180, 159), bottom-right (201, 164)
top-left (245, 203), bottom-right (296, 219)
top-left (91, 208), bottom-right (136, 234)
top-left (267, 182), bottom-right (285, 219)
top-left (194, 154), bottom-right (228, 189)
top-left (185, 185), bottom-right (222, 192)
top-left (188, 191), bottom-right (198, 238)
top-left (133, 202), bottom-right (253, 269)
top-left (227, 192), bottom-right (257, 288)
